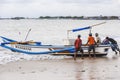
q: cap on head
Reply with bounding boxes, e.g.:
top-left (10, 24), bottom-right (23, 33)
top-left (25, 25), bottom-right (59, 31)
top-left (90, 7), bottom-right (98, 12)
top-left (78, 35), bottom-right (81, 38)
top-left (106, 37), bottom-right (109, 39)
top-left (95, 33), bottom-right (98, 36)
top-left (89, 33), bottom-right (92, 36)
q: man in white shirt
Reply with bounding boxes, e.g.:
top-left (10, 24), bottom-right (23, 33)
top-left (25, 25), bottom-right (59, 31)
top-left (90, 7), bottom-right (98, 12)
top-left (95, 33), bottom-right (101, 45)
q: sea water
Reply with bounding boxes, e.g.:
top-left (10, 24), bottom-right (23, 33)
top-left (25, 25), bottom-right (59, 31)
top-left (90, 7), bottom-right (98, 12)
top-left (0, 19), bottom-right (120, 64)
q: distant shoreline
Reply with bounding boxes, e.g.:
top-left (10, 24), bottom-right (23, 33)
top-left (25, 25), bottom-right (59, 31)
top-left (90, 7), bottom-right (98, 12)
top-left (0, 16), bottom-right (120, 20)
top-left (0, 18), bottom-right (120, 20)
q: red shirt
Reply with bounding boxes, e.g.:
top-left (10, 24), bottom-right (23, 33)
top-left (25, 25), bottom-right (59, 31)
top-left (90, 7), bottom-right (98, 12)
top-left (74, 38), bottom-right (82, 49)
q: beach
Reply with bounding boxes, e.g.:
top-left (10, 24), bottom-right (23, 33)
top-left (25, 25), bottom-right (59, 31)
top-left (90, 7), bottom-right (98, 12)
top-left (0, 54), bottom-right (120, 80)
top-left (0, 19), bottom-right (120, 80)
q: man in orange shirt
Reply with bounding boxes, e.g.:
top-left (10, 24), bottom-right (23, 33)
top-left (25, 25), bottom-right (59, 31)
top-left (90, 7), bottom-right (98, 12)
top-left (86, 33), bottom-right (96, 58)
top-left (74, 35), bottom-right (84, 60)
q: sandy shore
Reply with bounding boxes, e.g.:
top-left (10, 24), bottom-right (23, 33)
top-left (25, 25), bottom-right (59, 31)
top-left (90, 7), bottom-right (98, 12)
top-left (0, 55), bottom-right (120, 80)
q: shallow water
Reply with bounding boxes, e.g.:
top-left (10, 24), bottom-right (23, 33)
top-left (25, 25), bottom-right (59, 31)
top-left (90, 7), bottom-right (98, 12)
top-left (0, 19), bottom-right (120, 44)
top-left (0, 19), bottom-right (120, 64)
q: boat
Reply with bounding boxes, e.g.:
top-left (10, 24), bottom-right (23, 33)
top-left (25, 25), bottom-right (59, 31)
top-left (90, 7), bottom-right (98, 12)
top-left (0, 36), bottom-right (75, 54)
top-left (0, 36), bottom-right (110, 57)
top-left (0, 36), bottom-right (110, 56)
top-left (0, 22), bottom-right (111, 57)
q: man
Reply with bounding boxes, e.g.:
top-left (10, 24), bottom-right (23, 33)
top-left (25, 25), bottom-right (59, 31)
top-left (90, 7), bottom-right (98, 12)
top-left (106, 37), bottom-right (120, 54)
top-left (74, 35), bottom-right (84, 60)
top-left (86, 33), bottom-right (96, 58)
top-left (102, 37), bottom-right (110, 45)
top-left (95, 33), bottom-right (101, 45)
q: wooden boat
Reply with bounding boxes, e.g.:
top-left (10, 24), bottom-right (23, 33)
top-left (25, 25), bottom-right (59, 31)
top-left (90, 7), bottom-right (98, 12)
top-left (0, 36), bottom-right (74, 54)
top-left (0, 36), bottom-right (110, 57)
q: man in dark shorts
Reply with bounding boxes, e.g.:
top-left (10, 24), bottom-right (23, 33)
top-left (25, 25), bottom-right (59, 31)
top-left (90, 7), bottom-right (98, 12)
top-left (106, 37), bottom-right (120, 54)
top-left (86, 33), bottom-right (96, 58)
top-left (74, 35), bottom-right (84, 60)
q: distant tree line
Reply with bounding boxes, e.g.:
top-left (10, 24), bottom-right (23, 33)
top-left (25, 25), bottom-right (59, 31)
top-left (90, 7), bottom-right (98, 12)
top-left (0, 16), bottom-right (120, 20)
top-left (39, 16), bottom-right (120, 20)
top-left (87, 16), bottom-right (119, 20)
top-left (11, 17), bottom-right (25, 20)
top-left (39, 16), bottom-right (84, 19)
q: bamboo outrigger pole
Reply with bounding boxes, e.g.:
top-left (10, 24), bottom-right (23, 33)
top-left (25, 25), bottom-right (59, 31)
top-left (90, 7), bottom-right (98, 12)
top-left (67, 22), bottom-right (106, 39)
top-left (89, 22), bottom-right (106, 34)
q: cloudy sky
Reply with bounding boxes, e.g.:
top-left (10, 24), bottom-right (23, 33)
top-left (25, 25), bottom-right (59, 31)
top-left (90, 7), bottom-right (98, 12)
top-left (0, 0), bottom-right (120, 18)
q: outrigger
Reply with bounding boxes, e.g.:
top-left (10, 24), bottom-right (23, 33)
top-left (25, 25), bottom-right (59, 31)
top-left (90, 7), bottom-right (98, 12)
top-left (0, 22), bottom-right (111, 57)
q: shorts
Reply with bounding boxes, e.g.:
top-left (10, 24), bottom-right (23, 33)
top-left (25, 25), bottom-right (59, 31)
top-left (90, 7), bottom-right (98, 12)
top-left (75, 47), bottom-right (83, 53)
top-left (111, 44), bottom-right (120, 51)
top-left (88, 45), bottom-right (95, 52)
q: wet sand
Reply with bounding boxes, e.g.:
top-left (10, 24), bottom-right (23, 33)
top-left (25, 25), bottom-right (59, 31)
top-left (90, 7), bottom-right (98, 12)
top-left (0, 55), bottom-right (120, 80)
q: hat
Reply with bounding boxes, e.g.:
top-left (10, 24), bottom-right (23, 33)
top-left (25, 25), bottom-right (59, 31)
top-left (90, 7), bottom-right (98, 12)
top-left (106, 37), bottom-right (109, 39)
top-left (95, 33), bottom-right (98, 36)
top-left (78, 35), bottom-right (81, 38)
top-left (89, 33), bottom-right (92, 36)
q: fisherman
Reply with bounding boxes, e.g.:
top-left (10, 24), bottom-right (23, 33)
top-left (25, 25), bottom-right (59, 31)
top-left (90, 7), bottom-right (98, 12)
top-left (106, 37), bottom-right (120, 54)
top-left (102, 38), bottom-right (110, 45)
top-left (74, 35), bottom-right (84, 60)
top-left (95, 33), bottom-right (101, 45)
top-left (86, 33), bottom-right (96, 58)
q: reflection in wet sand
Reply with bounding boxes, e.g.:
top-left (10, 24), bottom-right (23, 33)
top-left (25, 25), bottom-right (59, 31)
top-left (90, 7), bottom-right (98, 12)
top-left (74, 55), bottom-right (120, 80)
top-left (0, 54), bottom-right (120, 80)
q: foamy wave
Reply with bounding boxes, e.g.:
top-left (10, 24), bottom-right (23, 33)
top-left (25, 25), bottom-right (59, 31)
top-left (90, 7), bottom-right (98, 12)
top-left (0, 50), bottom-right (72, 64)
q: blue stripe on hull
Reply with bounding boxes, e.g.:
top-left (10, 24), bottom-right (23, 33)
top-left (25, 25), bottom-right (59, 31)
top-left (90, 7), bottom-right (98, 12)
top-left (0, 45), bottom-right (75, 54)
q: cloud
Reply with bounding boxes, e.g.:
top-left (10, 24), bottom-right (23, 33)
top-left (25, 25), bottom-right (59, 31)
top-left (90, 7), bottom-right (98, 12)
top-left (0, 0), bottom-right (120, 17)
top-left (0, 0), bottom-right (33, 4)
top-left (54, 0), bottom-right (117, 4)
top-left (0, 0), bottom-right (117, 4)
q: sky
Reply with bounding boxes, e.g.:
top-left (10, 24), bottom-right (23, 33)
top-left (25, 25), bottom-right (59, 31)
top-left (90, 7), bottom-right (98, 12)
top-left (0, 0), bottom-right (120, 18)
